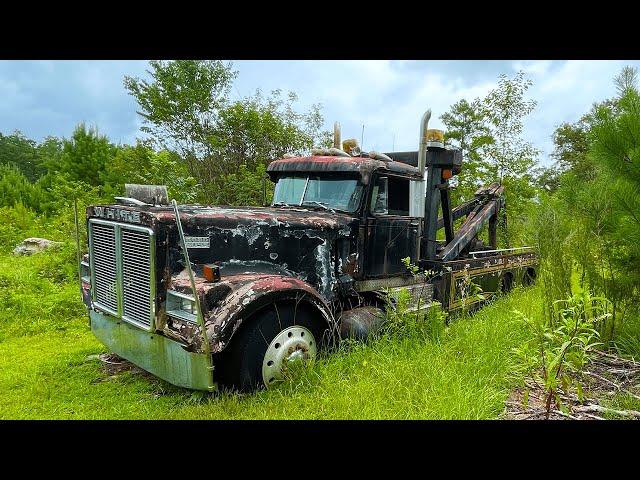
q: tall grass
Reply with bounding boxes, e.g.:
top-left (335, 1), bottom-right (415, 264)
top-left (0, 241), bottom-right (542, 419)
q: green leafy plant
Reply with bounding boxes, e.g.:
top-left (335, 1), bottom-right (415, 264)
top-left (512, 292), bottom-right (606, 418)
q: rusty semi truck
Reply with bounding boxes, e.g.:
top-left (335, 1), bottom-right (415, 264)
top-left (79, 110), bottom-right (538, 392)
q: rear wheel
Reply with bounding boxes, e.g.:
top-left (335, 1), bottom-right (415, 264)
top-left (500, 272), bottom-right (514, 294)
top-left (523, 267), bottom-right (537, 287)
top-left (215, 302), bottom-right (325, 393)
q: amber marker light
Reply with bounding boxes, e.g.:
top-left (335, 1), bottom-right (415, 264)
top-left (203, 264), bottom-right (221, 282)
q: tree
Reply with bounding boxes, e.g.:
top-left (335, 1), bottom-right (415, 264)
top-left (102, 142), bottom-right (198, 203)
top-left (194, 89), bottom-right (327, 202)
top-left (481, 71), bottom-right (540, 246)
top-left (441, 71), bottom-right (540, 246)
top-left (482, 71), bottom-right (539, 183)
top-left (586, 69), bottom-right (640, 299)
top-left (0, 131), bottom-right (41, 182)
top-left (551, 121), bottom-right (592, 180)
top-left (124, 60), bottom-right (237, 173)
top-left (440, 98), bottom-right (494, 202)
top-left (55, 123), bottom-right (117, 186)
top-left (124, 60), bottom-right (330, 205)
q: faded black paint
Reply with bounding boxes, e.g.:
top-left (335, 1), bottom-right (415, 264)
top-left (84, 155), bottom-right (538, 357)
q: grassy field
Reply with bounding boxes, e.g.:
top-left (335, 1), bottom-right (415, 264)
top-left (0, 247), bottom-right (545, 420)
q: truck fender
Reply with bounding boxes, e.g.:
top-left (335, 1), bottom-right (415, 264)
top-left (205, 275), bottom-right (334, 354)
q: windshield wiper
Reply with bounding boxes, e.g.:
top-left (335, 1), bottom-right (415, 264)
top-left (301, 201), bottom-right (335, 213)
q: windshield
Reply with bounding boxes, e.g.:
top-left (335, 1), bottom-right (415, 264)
top-left (272, 175), bottom-right (363, 213)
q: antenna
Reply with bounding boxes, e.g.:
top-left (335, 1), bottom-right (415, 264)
top-left (361, 124), bottom-right (365, 150)
top-left (392, 133), bottom-right (396, 151)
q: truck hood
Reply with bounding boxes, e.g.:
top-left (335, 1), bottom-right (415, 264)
top-left (151, 205), bottom-right (358, 300)
top-left (87, 204), bottom-right (360, 300)
top-left (152, 205), bottom-right (356, 231)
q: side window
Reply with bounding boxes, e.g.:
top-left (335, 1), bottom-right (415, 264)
top-left (370, 175), bottom-right (410, 216)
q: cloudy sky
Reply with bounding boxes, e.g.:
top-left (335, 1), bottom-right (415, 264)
top-left (1, 60), bottom-right (636, 166)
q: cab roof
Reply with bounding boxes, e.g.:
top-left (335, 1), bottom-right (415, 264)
top-left (267, 155), bottom-right (422, 184)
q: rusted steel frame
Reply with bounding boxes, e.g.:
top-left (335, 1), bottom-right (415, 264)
top-left (425, 250), bottom-right (537, 272)
top-left (436, 198), bottom-right (479, 230)
top-left (171, 200), bottom-right (214, 371)
top-left (437, 199), bottom-right (501, 262)
top-left (440, 186), bottom-right (454, 243)
top-left (489, 213), bottom-right (498, 249)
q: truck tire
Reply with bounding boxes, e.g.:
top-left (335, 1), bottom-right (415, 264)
top-left (500, 272), bottom-right (514, 293)
top-left (215, 302), bottom-right (325, 393)
top-left (523, 267), bottom-right (537, 286)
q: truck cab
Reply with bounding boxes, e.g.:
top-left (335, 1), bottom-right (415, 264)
top-left (80, 111), bottom-right (538, 393)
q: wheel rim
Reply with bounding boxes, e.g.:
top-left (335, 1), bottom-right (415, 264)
top-left (262, 325), bottom-right (316, 386)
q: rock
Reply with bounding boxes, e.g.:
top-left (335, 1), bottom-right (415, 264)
top-left (12, 237), bottom-right (63, 256)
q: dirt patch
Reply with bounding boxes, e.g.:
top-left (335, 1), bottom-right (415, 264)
top-left (505, 350), bottom-right (640, 420)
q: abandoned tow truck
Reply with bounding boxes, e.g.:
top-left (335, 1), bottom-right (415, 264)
top-left (79, 109), bottom-right (538, 392)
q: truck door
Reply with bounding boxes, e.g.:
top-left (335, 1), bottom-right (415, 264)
top-left (364, 174), bottom-right (421, 277)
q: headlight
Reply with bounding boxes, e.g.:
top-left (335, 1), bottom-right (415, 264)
top-left (166, 290), bottom-right (199, 323)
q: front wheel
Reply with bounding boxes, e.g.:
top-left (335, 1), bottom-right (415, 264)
top-left (215, 302), bottom-right (323, 393)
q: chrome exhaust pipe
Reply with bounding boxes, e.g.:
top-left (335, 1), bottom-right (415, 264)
top-left (417, 109), bottom-right (432, 176)
top-left (333, 121), bottom-right (341, 149)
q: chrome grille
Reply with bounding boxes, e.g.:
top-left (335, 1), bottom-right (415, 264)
top-left (89, 219), bottom-right (155, 330)
top-left (122, 229), bottom-right (152, 327)
top-left (91, 223), bottom-right (118, 313)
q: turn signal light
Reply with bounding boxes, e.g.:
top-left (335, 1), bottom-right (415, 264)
top-left (442, 169), bottom-right (453, 180)
top-left (203, 264), bottom-right (221, 282)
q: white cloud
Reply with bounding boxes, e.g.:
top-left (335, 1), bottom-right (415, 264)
top-left (3, 59), bottom-right (640, 168)
top-left (512, 60), bottom-right (553, 76)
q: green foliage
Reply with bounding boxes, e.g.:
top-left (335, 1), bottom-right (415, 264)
top-left (535, 66), bottom-right (640, 356)
top-left (401, 256), bottom-right (420, 276)
top-left (58, 123), bottom-right (117, 186)
top-left (440, 71), bottom-right (540, 247)
top-left (512, 292), bottom-right (605, 418)
top-left (441, 99), bottom-right (495, 203)
top-left (0, 247), bottom-right (542, 419)
top-left (125, 61), bottom-right (329, 202)
top-left (102, 142), bottom-right (198, 203)
top-left (0, 131), bottom-right (43, 182)
top-left (0, 164), bottom-right (47, 211)
top-left (531, 193), bottom-right (574, 322)
top-left (202, 163), bottom-right (273, 207)
top-left (124, 60), bottom-right (237, 162)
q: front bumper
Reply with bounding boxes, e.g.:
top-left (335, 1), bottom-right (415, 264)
top-left (90, 310), bottom-right (215, 391)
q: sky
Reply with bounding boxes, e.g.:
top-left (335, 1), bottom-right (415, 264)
top-left (1, 60), bottom-right (637, 166)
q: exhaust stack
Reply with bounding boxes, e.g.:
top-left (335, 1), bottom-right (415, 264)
top-left (333, 122), bottom-right (341, 149)
top-left (417, 109), bottom-right (432, 176)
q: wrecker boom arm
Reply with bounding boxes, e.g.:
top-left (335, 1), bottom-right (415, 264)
top-left (436, 183), bottom-right (504, 262)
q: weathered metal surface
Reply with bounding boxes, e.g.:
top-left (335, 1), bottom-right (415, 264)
top-left (90, 309), bottom-right (215, 391)
top-left (338, 306), bottom-right (385, 341)
top-left (167, 272), bottom-right (334, 354)
top-left (84, 148), bottom-right (538, 375)
top-left (425, 251), bottom-right (537, 310)
top-left (267, 155), bottom-right (422, 184)
top-left (436, 183), bottom-right (504, 262)
top-left (364, 215), bottom-right (421, 277)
